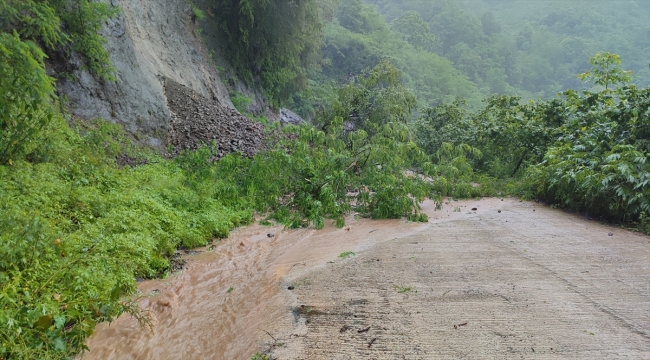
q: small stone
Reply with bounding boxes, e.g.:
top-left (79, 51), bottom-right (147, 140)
top-left (287, 286), bottom-right (295, 290)
top-left (471, 207), bottom-right (477, 211)
top-left (267, 233), bottom-right (275, 238)
top-left (498, 210), bottom-right (502, 213)
top-left (608, 232), bottom-right (613, 236)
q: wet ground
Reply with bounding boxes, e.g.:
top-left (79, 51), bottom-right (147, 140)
top-left (81, 198), bottom-right (650, 359)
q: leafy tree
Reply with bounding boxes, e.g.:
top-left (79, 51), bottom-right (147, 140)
top-left (309, 4), bottom-right (480, 116)
top-left (474, 96), bottom-right (558, 177)
top-left (578, 52), bottom-right (633, 90)
top-left (528, 85), bottom-right (650, 221)
top-left (432, 142), bottom-right (482, 197)
top-left (391, 11), bottom-right (436, 52)
top-left (480, 11), bottom-right (501, 36)
top-left (335, 0), bottom-right (386, 34)
top-left (232, 118), bottom-right (431, 227)
top-left (315, 60), bottom-right (417, 137)
top-left (210, 0), bottom-right (322, 105)
top-left (415, 98), bottom-right (476, 157)
top-left (370, 0), bottom-right (649, 97)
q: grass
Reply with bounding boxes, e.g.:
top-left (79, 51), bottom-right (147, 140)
top-left (339, 251), bottom-right (356, 258)
top-left (250, 353), bottom-right (270, 360)
top-left (396, 286), bottom-right (414, 293)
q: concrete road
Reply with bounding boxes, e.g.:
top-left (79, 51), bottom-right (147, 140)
top-left (272, 198), bottom-right (650, 359)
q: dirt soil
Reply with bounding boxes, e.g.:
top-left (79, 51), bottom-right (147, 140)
top-left (81, 198), bottom-right (649, 359)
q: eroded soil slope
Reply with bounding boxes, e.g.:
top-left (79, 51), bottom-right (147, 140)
top-left (82, 199), bottom-right (649, 359)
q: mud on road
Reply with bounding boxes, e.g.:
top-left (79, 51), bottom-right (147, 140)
top-left (82, 198), bottom-right (649, 359)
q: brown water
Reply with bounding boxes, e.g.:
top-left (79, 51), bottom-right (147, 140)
top-left (81, 203), bottom-right (435, 360)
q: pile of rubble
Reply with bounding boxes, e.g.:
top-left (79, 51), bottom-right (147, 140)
top-left (165, 79), bottom-right (265, 158)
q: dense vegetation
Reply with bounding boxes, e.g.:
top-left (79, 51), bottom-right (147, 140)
top-left (370, 0), bottom-right (650, 98)
top-left (1, 0), bottom-right (648, 359)
top-left (208, 0), bottom-right (648, 112)
top-left (208, 0), bottom-right (325, 106)
top-left (415, 53), bottom-right (649, 222)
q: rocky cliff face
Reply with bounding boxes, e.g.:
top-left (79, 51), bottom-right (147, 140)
top-left (54, 0), bottom-right (237, 148)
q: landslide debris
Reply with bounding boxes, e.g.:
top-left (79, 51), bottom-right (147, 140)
top-left (165, 79), bottom-right (265, 158)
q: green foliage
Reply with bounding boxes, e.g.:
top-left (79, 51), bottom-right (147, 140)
top-left (210, 0), bottom-right (322, 106)
top-left (221, 119), bottom-right (431, 228)
top-left (316, 60), bottom-right (417, 136)
top-left (336, 0), bottom-right (387, 34)
top-left (415, 52), bottom-right (648, 222)
top-left (415, 98), bottom-right (477, 157)
top-left (527, 85), bottom-right (650, 221)
top-left (415, 95), bottom-right (557, 179)
top-left (0, 118), bottom-right (253, 359)
top-left (0, 31), bottom-right (55, 165)
top-left (371, 0), bottom-right (650, 98)
top-left (0, 0), bottom-right (119, 80)
top-left (430, 143), bottom-right (483, 198)
top-left (214, 63), bottom-right (434, 228)
top-left (0, 0), bottom-right (65, 49)
top-left (473, 95), bottom-right (559, 178)
top-left (250, 353), bottom-right (270, 360)
top-left (202, 64), bottom-right (431, 228)
top-left (192, 6), bottom-right (205, 22)
top-left (339, 251), bottom-right (355, 258)
top-left (391, 11), bottom-right (436, 52)
top-left (51, 0), bottom-right (119, 80)
top-left (230, 92), bottom-right (253, 113)
top-left (312, 4), bottom-right (480, 112)
top-left (578, 52), bottom-right (633, 90)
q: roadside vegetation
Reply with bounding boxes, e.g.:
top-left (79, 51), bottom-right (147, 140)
top-left (0, 0), bottom-right (648, 359)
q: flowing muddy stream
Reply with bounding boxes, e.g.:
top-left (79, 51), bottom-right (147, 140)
top-left (82, 198), bottom-right (649, 359)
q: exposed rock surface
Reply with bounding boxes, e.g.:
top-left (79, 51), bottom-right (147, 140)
top-left (166, 79), bottom-right (265, 157)
top-left (53, 0), bottom-right (236, 147)
top-left (280, 108), bottom-right (306, 126)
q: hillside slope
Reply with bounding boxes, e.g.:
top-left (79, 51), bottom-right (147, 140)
top-left (53, 0), bottom-right (236, 147)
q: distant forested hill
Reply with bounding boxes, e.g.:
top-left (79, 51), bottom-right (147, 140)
top-left (366, 0), bottom-right (649, 98)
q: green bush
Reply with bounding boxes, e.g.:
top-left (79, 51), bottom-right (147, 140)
top-left (0, 118), bottom-right (253, 359)
top-left (192, 6), bottom-right (205, 22)
top-left (0, 32), bottom-right (55, 165)
top-left (527, 85), bottom-right (650, 221)
top-left (1, 0), bottom-right (119, 80)
top-left (216, 117), bottom-right (433, 229)
top-left (230, 92), bottom-right (253, 113)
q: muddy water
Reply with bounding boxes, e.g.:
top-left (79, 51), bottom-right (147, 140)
top-left (81, 202), bottom-right (441, 359)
